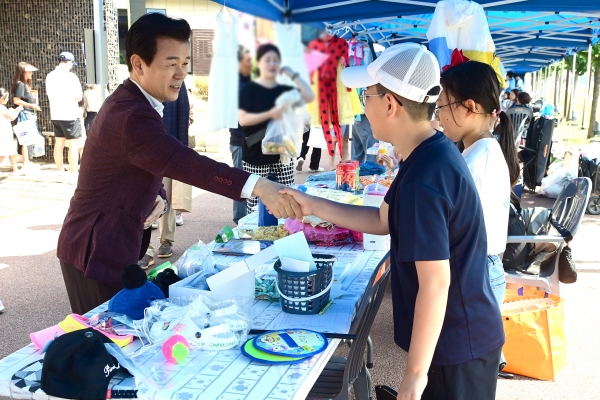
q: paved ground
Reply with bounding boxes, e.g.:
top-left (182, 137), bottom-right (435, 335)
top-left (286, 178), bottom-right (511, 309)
top-left (0, 143), bottom-right (599, 400)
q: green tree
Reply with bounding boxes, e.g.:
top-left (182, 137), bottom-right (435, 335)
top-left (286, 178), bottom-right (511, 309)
top-left (579, 44), bottom-right (600, 139)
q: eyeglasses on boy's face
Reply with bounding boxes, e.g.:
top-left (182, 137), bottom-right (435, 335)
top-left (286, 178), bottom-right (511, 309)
top-left (360, 91), bottom-right (403, 107)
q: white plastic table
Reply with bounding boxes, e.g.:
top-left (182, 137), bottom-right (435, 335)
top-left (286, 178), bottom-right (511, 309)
top-left (0, 216), bottom-right (390, 400)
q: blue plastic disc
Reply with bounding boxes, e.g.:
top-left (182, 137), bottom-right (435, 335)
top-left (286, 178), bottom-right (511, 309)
top-left (252, 329), bottom-right (328, 358)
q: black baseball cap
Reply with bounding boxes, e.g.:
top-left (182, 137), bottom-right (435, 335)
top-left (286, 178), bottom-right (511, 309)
top-left (41, 328), bottom-right (122, 400)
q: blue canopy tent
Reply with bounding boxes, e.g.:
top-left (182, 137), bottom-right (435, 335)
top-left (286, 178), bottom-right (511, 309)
top-left (213, 0), bottom-right (600, 72)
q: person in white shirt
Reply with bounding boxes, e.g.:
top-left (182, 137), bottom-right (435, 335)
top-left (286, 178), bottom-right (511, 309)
top-left (45, 52), bottom-right (83, 184)
top-left (437, 60), bottom-right (520, 307)
top-left (83, 83), bottom-right (108, 133)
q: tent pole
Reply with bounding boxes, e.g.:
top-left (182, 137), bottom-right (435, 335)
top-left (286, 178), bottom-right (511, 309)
top-left (581, 43), bottom-right (593, 132)
top-left (568, 50), bottom-right (577, 121)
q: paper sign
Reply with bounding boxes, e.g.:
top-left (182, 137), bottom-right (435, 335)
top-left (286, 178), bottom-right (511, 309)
top-left (274, 232), bottom-right (316, 271)
top-left (280, 257), bottom-right (310, 273)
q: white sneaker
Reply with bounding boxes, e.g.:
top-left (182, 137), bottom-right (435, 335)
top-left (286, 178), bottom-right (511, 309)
top-left (57, 170), bottom-right (65, 183)
top-left (176, 213), bottom-right (184, 226)
top-left (308, 167), bottom-right (325, 173)
top-left (296, 157), bottom-right (305, 171)
top-left (67, 172), bottom-right (78, 185)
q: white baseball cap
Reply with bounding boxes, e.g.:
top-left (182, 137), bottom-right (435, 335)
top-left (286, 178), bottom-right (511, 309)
top-left (342, 43), bottom-right (442, 104)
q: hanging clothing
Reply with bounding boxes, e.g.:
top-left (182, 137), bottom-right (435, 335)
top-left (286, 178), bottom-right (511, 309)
top-left (274, 23), bottom-right (310, 87)
top-left (426, 0), bottom-right (504, 84)
top-left (336, 60), bottom-right (363, 125)
top-left (208, 13), bottom-right (239, 131)
top-left (308, 36), bottom-right (349, 157)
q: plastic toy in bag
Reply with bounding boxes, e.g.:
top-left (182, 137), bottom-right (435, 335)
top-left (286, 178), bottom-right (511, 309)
top-left (172, 239), bottom-right (215, 278)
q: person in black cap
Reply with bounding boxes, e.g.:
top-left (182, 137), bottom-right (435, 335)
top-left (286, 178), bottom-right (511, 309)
top-left (45, 51), bottom-right (83, 185)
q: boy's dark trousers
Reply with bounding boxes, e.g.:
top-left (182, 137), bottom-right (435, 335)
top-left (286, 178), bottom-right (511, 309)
top-left (422, 346), bottom-right (502, 400)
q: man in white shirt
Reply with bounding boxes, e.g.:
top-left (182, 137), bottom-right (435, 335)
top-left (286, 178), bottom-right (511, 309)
top-left (45, 52), bottom-right (83, 184)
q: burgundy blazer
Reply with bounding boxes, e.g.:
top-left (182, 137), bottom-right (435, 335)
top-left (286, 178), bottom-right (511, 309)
top-left (57, 79), bottom-right (251, 287)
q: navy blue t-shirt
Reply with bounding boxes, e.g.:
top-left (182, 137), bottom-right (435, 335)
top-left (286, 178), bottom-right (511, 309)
top-left (383, 131), bottom-right (504, 365)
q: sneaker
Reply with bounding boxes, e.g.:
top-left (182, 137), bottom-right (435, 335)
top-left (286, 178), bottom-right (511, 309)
top-left (57, 170), bottom-right (65, 183)
top-left (176, 213), bottom-right (184, 226)
top-left (67, 172), bottom-right (79, 185)
top-left (13, 169), bottom-right (25, 176)
top-left (308, 167), bottom-right (325, 173)
top-left (138, 254), bottom-right (155, 270)
top-left (296, 157), bottom-right (305, 171)
top-left (151, 222), bottom-right (159, 230)
top-left (157, 240), bottom-right (173, 258)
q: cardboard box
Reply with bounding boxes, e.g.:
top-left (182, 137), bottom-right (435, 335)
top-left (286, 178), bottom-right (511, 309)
top-left (363, 234), bottom-right (390, 251)
top-left (169, 245), bottom-right (278, 301)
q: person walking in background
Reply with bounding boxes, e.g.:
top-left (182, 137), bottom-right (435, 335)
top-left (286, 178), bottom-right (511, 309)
top-left (83, 84), bottom-right (108, 133)
top-left (351, 115), bottom-right (377, 164)
top-left (0, 88), bottom-right (23, 176)
top-left (230, 45), bottom-right (252, 224)
top-left (238, 43), bottom-right (314, 213)
top-left (138, 81), bottom-right (193, 269)
top-left (45, 52), bottom-right (83, 185)
top-left (12, 62), bottom-right (41, 173)
top-left (505, 71), bottom-right (515, 92)
top-left (515, 75), bottom-right (525, 91)
top-left (296, 126), bottom-right (323, 173)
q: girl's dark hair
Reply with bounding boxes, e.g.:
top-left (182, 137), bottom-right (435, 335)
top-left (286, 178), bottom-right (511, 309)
top-left (256, 44), bottom-right (281, 62)
top-left (510, 88), bottom-right (520, 99)
top-left (11, 62), bottom-right (32, 97)
top-left (125, 13), bottom-right (191, 72)
top-left (441, 61), bottom-right (520, 188)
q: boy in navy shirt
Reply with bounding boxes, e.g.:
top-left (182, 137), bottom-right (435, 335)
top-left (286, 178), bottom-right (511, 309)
top-left (281, 43), bottom-right (504, 399)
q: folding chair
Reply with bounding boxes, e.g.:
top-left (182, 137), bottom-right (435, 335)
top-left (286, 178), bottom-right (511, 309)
top-left (505, 177), bottom-right (591, 296)
top-left (307, 262), bottom-right (391, 400)
top-left (505, 107), bottom-right (533, 145)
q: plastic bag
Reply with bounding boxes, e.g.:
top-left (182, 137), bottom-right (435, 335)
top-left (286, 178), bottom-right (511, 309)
top-left (32, 133), bottom-right (45, 157)
top-left (262, 90), bottom-right (305, 163)
top-left (540, 159), bottom-right (578, 198)
top-left (172, 240), bottom-right (214, 278)
top-left (135, 295), bottom-right (251, 352)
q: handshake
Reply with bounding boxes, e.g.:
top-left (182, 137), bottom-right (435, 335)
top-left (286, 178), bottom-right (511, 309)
top-left (252, 178), bottom-right (313, 220)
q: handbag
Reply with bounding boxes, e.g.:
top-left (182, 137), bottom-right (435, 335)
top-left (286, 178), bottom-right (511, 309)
top-left (244, 127), bottom-right (267, 148)
top-left (13, 111), bottom-right (41, 146)
top-left (374, 385), bottom-right (397, 400)
top-left (501, 288), bottom-right (566, 381)
top-left (558, 245), bottom-right (577, 283)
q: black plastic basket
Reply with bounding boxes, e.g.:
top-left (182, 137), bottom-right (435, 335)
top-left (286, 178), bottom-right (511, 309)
top-left (274, 254), bottom-right (336, 314)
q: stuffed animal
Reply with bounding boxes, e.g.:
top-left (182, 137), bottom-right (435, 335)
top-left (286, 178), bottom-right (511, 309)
top-left (108, 264), bottom-right (165, 320)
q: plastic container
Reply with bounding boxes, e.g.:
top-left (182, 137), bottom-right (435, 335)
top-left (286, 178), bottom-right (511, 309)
top-left (258, 175), bottom-right (279, 227)
top-left (274, 254), bottom-right (336, 314)
top-left (363, 183), bottom-right (389, 208)
top-left (336, 160), bottom-right (360, 193)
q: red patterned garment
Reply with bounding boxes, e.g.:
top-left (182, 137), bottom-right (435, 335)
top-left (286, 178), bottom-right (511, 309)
top-left (308, 36), bottom-right (350, 156)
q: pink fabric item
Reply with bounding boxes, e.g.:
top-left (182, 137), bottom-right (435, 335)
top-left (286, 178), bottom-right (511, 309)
top-left (30, 325), bottom-right (66, 350)
top-left (284, 219), bottom-right (357, 244)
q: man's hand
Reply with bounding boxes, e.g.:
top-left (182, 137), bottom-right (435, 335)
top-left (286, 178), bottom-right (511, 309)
top-left (252, 178), bottom-right (303, 220)
top-left (397, 372), bottom-right (428, 400)
top-left (143, 195), bottom-right (165, 229)
top-left (278, 187), bottom-right (315, 217)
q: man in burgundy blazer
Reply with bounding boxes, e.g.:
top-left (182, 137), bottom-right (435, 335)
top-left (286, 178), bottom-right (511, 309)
top-left (57, 13), bottom-right (301, 314)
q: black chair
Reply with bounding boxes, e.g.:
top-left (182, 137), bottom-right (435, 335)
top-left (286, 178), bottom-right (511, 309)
top-left (307, 262), bottom-right (391, 400)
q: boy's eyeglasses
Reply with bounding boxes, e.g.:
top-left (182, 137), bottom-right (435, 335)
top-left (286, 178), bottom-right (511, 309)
top-left (434, 101), bottom-right (463, 118)
top-left (360, 91), bottom-right (403, 107)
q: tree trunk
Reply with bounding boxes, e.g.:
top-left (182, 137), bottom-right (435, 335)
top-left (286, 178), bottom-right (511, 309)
top-left (564, 69), bottom-right (570, 116)
top-left (588, 66), bottom-right (600, 139)
top-left (553, 65), bottom-right (560, 106)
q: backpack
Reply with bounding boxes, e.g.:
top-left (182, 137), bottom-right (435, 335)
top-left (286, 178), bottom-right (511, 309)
top-left (502, 203), bottom-right (530, 271)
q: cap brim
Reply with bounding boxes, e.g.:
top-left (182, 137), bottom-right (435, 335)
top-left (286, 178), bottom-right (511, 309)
top-left (72, 62), bottom-right (78, 67)
top-left (341, 66), bottom-right (378, 89)
top-left (25, 66), bottom-right (38, 72)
